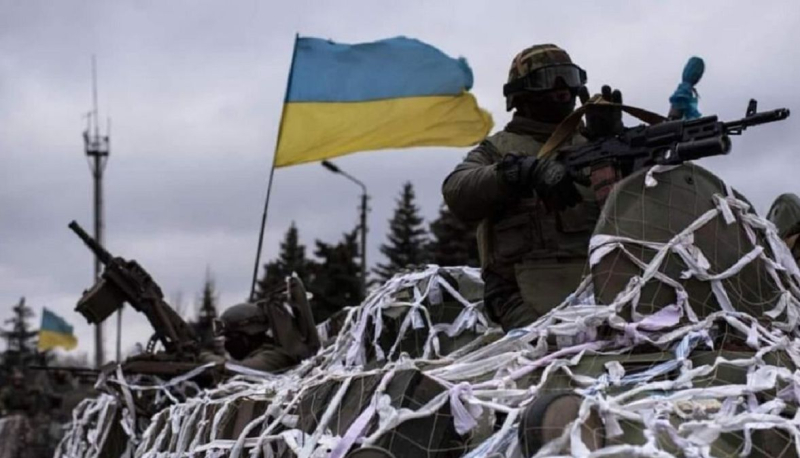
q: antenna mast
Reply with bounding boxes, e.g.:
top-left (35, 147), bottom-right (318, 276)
top-left (83, 55), bottom-right (112, 368)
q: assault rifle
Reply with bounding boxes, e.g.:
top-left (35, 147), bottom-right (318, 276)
top-left (560, 99), bottom-right (790, 179)
top-left (69, 221), bottom-right (205, 378)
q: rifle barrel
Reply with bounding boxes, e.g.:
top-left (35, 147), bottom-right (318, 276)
top-left (724, 108), bottom-right (791, 132)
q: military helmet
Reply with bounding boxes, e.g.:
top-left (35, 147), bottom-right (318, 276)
top-left (503, 44), bottom-right (586, 111)
top-left (217, 302), bottom-right (270, 336)
top-left (592, 163), bottom-right (782, 321)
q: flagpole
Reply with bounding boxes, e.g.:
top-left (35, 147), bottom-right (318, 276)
top-left (249, 33), bottom-right (300, 301)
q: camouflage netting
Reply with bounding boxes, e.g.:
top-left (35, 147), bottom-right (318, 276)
top-left (1, 412), bottom-right (65, 458)
top-left (0, 415), bottom-right (35, 458)
top-left (57, 164), bottom-right (800, 458)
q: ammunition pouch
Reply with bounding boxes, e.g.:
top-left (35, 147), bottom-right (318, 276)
top-left (484, 195), bottom-right (595, 275)
top-left (490, 204), bottom-right (541, 268)
top-left (75, 277), bottom-right (126, 324)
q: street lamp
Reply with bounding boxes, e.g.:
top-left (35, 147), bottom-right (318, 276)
top-left (321, 160), bottom-right (369, 297)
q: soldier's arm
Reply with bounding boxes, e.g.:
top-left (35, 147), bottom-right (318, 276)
top-left (235, 346), bottom-right (297, 373)
top-left (442, 142), bottom-right (516, 223)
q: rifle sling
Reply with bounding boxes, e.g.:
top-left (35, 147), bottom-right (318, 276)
top-left (537, 99), bottom-right (667, 160)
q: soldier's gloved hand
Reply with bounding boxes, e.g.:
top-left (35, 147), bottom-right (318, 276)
top-left (580, 85), bottom-right (624, 140)
top-left (497, 153), bottom-right (582, 211)
top-left (531, 158), bottom-right (583, 212)
top-left (497, 153), bottom-right (539, 195)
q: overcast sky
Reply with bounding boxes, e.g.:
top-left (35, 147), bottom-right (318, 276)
top-left (1, 0), bottom-right (798, 363)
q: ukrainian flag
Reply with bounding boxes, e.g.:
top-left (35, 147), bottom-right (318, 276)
top-left (38, 308), bottom-right (78, 351)
top-left (274, 36), bottom-right (493, 167)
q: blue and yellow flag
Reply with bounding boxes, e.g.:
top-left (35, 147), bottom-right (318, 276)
top-left (38, 308), bottom-right (78, 351)
top-left (274, 36), bottom-right (493, 167)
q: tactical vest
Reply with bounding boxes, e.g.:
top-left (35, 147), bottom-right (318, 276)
top-left (477, 130), bottom-right (601, 281)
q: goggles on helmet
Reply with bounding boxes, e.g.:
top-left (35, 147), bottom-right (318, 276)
top-left (213, 315), bottom-right (272, 338)
top-left (503, 64), bottom-right (587, 96)
top-left (213, 318), bottom-right (275, 343)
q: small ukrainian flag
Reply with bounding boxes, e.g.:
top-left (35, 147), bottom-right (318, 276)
top-left (274, 36), bottom-right (493, 167)
top-left (38, 308), bottom-right (78, 351)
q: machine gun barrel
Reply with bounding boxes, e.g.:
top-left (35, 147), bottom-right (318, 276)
top-left (723, 104), bottom-right (790, 134)
top-left (69, 220), bottom-right (112, 265)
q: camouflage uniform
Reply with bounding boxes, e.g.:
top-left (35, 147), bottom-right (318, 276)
top-left (201, 342), bottom-right (296, 373)
top-left (768, 193), bottom-right (800, 263)
top-left (0, 386), bottom-right (33, 415)
top-left (232, 343), bottom-right (297, 373)
top-left (443, 45), bottom-right (600, 331)
top-left (0, 373), bottom-right (36, 416)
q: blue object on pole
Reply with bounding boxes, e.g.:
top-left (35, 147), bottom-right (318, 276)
top-left (669, 56), bottom-right (705, 120)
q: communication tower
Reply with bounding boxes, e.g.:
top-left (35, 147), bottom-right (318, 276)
top-left (82, 56), bottom-right (112, 368)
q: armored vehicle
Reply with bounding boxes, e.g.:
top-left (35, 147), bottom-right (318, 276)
top-left (53, 92), bottom-right (798, 457)
top-left (56, 159), bottom-right (800, 458)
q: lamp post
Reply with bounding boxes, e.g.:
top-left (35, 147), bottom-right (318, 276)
top-left (321, 160), bottom-right (369, 297)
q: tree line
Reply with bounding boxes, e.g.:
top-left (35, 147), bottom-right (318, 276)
top-left (0, 182), bottom-right (478, 366)
top-left (0, 286), bottom-right (226, 374)
top-left (254, 181), bottom-right (479, 323)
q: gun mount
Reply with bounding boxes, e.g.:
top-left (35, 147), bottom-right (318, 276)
top-left (69, 221), bottom-right (199, 360)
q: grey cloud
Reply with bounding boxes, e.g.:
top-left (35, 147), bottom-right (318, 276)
top-left (1, 0), bottom-right (798, 358)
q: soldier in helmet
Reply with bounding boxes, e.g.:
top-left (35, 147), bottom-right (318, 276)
top-left (767, 193), bottom-right (800, 263)
top-left (201, 277), bottom-right (320, 374)
top-left (442, 44), bottom-right (624, 332)
top-left (200, 302), bottom-right (298, 372)
top-left (0, 369), bottom-right (36, 416)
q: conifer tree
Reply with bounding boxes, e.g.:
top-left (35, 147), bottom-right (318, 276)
top-left (374, 182), bottom-right (429, 282)
top-left (170, 291), bottom-right (187, 318)
top-left (429, 203), bottom-right (480, 267)
top-left (255, 222), bottom-right (310, 299)
top-left (1, 297), bottom-right (40, 371)
top-left (308, 229), bottom-right (363, 322)
top-left (194, 270), bottom-right (219, 351)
